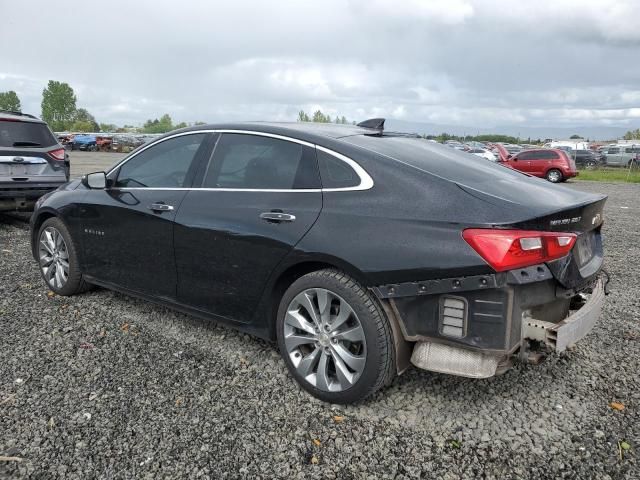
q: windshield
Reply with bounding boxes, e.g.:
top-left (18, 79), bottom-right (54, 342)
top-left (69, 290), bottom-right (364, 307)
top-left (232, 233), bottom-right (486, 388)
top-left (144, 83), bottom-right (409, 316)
top-left (0, 120), bottom-right (57, 148)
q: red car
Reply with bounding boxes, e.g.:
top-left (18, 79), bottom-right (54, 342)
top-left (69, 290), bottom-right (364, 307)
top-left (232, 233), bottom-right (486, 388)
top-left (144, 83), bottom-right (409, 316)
top-left (491, 147), bottom-right (578, 183)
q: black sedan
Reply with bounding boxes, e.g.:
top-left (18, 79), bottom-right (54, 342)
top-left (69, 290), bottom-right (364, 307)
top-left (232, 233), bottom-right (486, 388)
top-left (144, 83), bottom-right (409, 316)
top-left (30, 120), bottom-right (607, 403)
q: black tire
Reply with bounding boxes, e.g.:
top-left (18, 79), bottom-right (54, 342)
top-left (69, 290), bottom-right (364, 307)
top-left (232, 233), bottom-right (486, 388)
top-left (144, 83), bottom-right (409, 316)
top-left (276, 269), bottom-right (396, 404)
top-left (546, 169), bottom-right (563, 183)
top-left (37, 217), bottom-right (91, 296)
top-left (586, 160), bottom-right (596, 170)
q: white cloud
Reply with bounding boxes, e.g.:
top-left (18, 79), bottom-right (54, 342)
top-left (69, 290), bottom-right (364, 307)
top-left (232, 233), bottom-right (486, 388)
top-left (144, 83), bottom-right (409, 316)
top-left (0, 0), bottom-right (639, 135)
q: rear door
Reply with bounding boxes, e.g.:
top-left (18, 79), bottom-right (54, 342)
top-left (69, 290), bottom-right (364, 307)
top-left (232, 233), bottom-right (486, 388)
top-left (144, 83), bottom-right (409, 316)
top-left (174, 132), bottom-right (322, 323)
top-left (79, 132), bottom-right (213, 299)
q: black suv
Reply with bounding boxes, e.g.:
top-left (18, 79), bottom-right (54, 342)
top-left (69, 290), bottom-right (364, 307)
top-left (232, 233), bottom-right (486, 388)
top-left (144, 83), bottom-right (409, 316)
top-left (0, 111), bottom-right (69, 212)
top-left (571, 149), bottom-right (604, 169)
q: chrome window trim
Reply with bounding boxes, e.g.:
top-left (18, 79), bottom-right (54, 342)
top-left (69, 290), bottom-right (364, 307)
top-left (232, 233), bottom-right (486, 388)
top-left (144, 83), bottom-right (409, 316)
top-left (106, 129), bottom-right (373, 193)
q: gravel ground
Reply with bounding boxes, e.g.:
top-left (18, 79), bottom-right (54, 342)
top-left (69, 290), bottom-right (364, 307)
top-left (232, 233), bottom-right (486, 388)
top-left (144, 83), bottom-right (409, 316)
top-left (1, 181), bottom-right (638, 479)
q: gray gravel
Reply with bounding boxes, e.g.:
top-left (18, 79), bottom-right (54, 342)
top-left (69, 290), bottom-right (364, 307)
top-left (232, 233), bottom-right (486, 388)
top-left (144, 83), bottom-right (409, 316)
top-left (1, 181), bottom-right (639, 479)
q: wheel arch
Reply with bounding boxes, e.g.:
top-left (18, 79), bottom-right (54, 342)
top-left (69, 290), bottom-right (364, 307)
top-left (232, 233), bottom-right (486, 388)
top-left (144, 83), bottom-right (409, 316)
top-left (256, 255), bottom-right (368, 341)
top-left (30, 209), bottom-right (60, 258)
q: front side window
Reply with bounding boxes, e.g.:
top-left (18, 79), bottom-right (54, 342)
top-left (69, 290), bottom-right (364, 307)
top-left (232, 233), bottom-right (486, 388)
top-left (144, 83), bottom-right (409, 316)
top-left (203, 134), bottom-right (320, 189)
top-left (115, 133), bottom-right (206, 188)
top-left (517, 151), bottom-right (536, 160)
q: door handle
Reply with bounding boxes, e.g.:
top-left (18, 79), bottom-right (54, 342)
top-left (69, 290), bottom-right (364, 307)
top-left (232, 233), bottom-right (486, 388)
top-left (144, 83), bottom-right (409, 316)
top-left (149, 202), bottom-right (175, 212)
top-left (260, 212), bottom-right (296, 223)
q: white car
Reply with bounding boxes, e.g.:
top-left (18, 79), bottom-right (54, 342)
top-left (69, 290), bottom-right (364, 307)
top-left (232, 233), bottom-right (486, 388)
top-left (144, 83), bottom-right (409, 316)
top-left (468, 148), bottom-right (497, 161)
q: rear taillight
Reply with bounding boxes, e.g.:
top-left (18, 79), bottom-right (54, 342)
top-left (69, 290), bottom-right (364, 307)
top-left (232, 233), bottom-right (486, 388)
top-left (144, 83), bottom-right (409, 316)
top-left (48, 148), bottom-right (66, 161)
top-left (462, 229), bottom-right (577, 272)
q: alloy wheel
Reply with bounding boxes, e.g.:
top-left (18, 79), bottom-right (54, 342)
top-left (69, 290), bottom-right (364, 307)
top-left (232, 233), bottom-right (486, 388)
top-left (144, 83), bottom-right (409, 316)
top-left (38, 226), bottom-right (70, 289)
top-left (283, 288), bottom-right (367, 392)
top-left (547, 170), bottom-right (562, 182)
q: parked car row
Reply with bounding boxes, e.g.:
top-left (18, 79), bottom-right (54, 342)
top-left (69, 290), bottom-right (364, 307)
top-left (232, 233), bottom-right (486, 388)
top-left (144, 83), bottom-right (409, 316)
top-left (55, 133), bottom-right (156, 153)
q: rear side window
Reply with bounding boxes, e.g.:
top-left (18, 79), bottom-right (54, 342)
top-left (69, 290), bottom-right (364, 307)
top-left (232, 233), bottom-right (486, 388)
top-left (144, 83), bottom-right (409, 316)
top-left (608, 147), bottom-right (620, 154)
top-left (316, 150), bottom-right (360, 189)
top-left (203, 134), bottom-right (320, 189)
top-left (0, 120), bottom-right (57, 147)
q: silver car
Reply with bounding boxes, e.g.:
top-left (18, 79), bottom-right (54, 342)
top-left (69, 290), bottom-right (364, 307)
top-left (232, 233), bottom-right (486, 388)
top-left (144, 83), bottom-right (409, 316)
top-left (603, 145), bottom-right (640, 167)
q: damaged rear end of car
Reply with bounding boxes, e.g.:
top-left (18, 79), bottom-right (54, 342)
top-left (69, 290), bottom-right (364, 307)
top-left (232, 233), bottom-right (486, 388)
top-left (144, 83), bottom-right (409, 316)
top-left (335, 134), bottom-right (608, 379)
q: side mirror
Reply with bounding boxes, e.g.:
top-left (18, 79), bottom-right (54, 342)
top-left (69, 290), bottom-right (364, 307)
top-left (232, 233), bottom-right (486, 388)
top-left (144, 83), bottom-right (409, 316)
top-left (82, 171), bottom-right (107, 189)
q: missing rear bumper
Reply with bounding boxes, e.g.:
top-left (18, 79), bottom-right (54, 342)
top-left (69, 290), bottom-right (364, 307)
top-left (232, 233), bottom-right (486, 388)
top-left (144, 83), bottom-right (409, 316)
top-left (522, 278), bottom-right (605, 352)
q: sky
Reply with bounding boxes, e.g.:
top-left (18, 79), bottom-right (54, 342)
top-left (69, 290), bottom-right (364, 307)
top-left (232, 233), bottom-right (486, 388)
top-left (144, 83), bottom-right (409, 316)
top-left (1, 0), bottom-right (640, 135)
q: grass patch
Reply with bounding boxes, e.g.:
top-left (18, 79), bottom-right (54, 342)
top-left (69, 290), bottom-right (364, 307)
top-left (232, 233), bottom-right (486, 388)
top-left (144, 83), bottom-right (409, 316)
top-left (575, 167), bottom-right (640, 183)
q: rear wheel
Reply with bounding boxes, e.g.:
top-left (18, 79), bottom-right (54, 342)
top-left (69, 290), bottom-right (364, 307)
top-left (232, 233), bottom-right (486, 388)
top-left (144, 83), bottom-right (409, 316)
top-left (546, 169), bottom-right (563, 183)
top-left (37, 217), bottom-right (91, 296)
top-left (276, 269), bottom-right (395, 404)
top-left (585, 160), bottom-right (596, 170)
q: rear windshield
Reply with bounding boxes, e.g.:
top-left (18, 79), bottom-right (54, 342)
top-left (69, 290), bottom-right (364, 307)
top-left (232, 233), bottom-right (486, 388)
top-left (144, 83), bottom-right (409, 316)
top-left (0, 120), bottom-right (57, 148)
top-left (343, 135), bottom-right (529, 185)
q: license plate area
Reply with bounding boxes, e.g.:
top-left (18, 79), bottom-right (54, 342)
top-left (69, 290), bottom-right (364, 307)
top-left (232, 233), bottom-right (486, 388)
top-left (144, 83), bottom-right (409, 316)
top-left (575, 231), bottom-right (595, 267)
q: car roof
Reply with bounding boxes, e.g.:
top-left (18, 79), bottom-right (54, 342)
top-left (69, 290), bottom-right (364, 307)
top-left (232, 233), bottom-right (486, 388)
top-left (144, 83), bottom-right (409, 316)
top-left (171, 121), bottom-right (388, 144)
top-left (0, 111), bottom-right (44, 123)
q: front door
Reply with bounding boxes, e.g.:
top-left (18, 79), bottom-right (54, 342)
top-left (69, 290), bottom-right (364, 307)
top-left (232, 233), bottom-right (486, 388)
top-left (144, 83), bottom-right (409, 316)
top-left (79, 132), bottom-right (212, 300)
top-left (174, 132), bottom-right (322, 323)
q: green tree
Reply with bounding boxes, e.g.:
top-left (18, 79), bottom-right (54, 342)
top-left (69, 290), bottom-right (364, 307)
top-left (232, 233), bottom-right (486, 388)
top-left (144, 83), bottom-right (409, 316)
top-left (174, 121), bottom-right (188, 129)
top-left (297, 110), bottom-right (310, 122)
top-left (41, 81), bottom-right (77, 131)
top-left (0, 90), bottom-right (21, 111)
top-left (99, 123), bottom-right (118, 132)
top-left (569, 134), bottom-right (583, 139)
top-left (623, 128), bottom-right (640, 140)
top-left (74, 108), bottom-right (99, 131)
top-left (340, 116), bottom-right (347, 125)
top-left (70, 120), bottom-right (94, 132)
top-left (142, 113), bottom-right (174, 133)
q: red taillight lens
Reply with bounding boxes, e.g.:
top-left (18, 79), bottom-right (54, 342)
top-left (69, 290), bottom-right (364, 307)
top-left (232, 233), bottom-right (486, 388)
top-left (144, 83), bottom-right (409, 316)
top-left (462, 229), bottom-right (577, 272)
top-left (48, 148), bottom-right (66, 161)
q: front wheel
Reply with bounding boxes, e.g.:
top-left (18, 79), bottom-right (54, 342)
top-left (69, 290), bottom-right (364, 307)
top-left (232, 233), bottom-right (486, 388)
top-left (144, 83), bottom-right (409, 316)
top-left (276, 269), bottom-right (395, 404)
top-left (37, 217), bottom-right (91, 296)
top-left (586, 160), bottom-right (596, 170)
top-left (546, 169), bottom-right (563, 183)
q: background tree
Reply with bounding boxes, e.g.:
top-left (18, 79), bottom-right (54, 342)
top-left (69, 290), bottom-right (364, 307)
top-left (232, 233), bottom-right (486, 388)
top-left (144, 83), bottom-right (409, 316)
top-left (312, 110), bottom-right (332, 123)
top-left (73, 108), bottom-right (99, 131)
top-left (41, 81), bottom-right (77, 131)
top-left (623, 128), bottom-right (640, 140)
top-left (174, 121), bottom-right (188, 129)
top-left (0, 90), bottom-right (21, 111)
top-left (99, 123), bottom-right (118, 132)
top-left (570, 134), bottom-right (583, 139)
top-left (70, 120), bottom-right (94, 132)
top-left (297, 110), bottom-right (310, 122)
top-left (142, 113), bottom-right (174, 133)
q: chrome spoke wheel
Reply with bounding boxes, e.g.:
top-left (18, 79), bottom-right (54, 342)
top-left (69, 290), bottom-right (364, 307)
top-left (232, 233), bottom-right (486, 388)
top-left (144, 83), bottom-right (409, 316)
top-left (284, 288), bottom-right (367, 392)
top-left (39, 226), bottom-right (69, 289)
